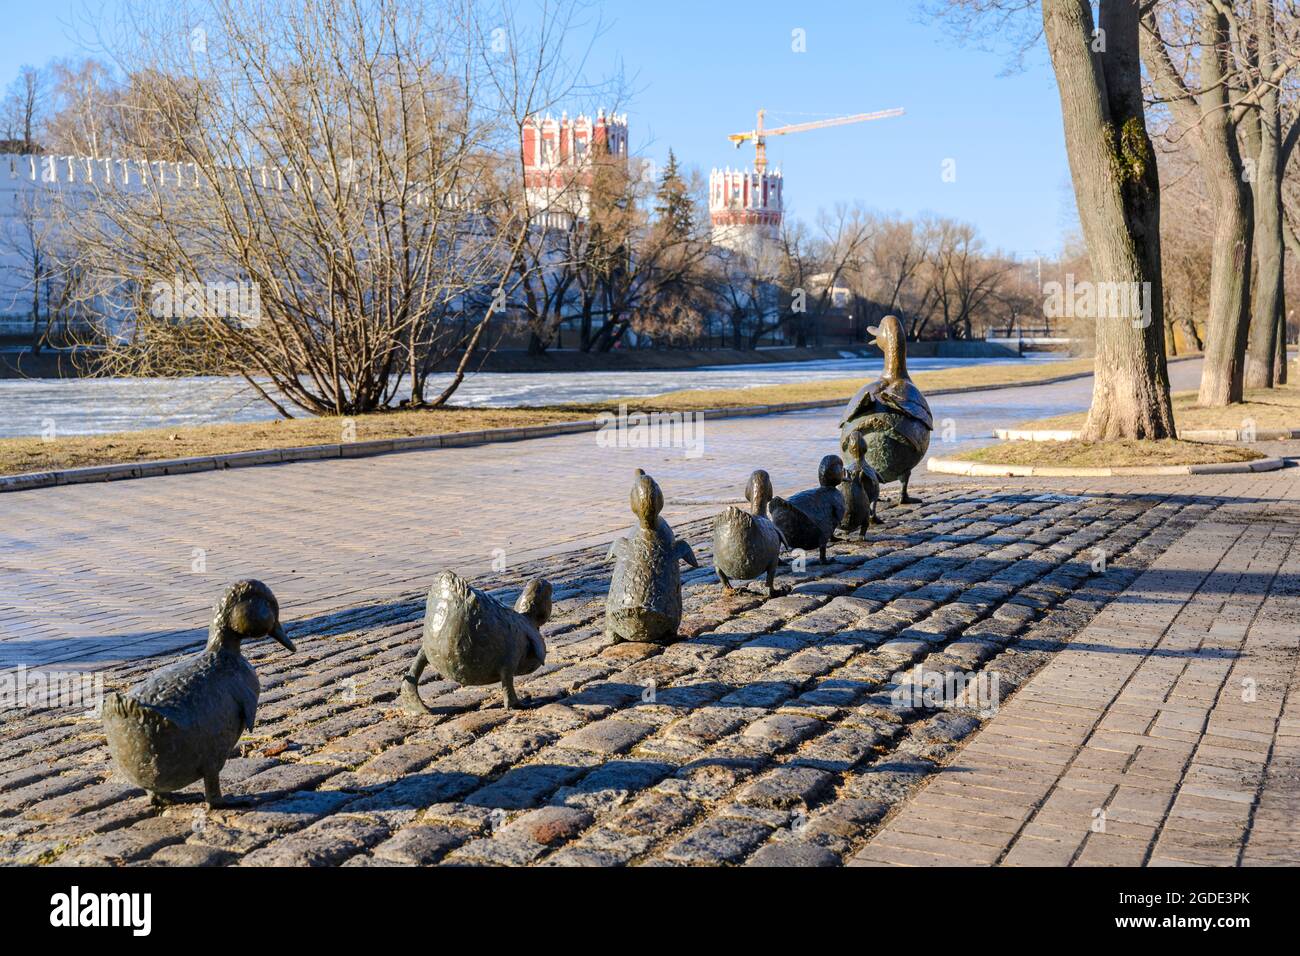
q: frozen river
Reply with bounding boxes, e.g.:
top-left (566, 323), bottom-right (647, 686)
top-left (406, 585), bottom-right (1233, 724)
top-left (0, 352), bottom-right (1068, 439)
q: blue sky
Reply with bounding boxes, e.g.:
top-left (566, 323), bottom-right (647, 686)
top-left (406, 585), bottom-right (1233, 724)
top-left (1, 0), bottom-right (1077, 258)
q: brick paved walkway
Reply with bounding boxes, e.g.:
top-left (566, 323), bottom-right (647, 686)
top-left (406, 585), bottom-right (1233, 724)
top-left (0, 361), bottom-right (1205, 672)
top-left (2, 460), bottom-right (1296, 866)
top-left (851, 494), bottom-right (1300, 867)
top-left (4, 360), bottom-right (1298, 867)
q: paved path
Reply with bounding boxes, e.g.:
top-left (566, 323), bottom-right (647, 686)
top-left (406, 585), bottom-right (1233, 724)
top-left (2, 463), bottom-right (1295, 866)
top-left (851, 496), bottom-right (1300, 867)
top-left (9, 356), bottom-right (1300, 868)
top-left (0, 361), bottom-right (1205, 672)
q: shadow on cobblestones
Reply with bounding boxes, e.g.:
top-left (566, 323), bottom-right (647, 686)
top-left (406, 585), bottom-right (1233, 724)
top-left (2, 486), bottom-right (1239, 866)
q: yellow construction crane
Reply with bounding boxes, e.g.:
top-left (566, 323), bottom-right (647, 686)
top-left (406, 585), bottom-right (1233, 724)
top-left (728, 108), bottom-right (905, 173)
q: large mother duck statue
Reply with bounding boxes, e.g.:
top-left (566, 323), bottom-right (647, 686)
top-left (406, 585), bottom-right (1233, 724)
top-left (839, 315), bottom-right (933, 505)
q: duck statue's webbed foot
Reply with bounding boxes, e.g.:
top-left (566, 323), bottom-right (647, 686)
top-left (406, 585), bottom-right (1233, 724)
top-left (898, 472), bottom-right (922, 505)
top-left (501, 672), bottom-right (529, 711)
top-left (398, 649), bottom-right (434, 715)
top-left (205, 775), bottom-right (254, 809)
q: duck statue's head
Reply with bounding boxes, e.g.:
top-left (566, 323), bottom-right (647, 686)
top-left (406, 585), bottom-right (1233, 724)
top-left (868, 314), bottom-right (908, 379)
top-left (207, 579), bottom-right (295, 654)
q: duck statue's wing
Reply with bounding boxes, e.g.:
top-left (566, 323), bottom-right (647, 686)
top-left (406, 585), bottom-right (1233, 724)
top-left (840, 380), bottom-right (884, 427)
top-left (525, 626), bottom-right (547, 666)
top-left (842, 379), bottom-right (933, 432)
top-left (891, 415), bottom-right (934, 455)
top-left (127, 654), bottom-right (258, 732)
top-left (884, 379), bottom-right (934, 430)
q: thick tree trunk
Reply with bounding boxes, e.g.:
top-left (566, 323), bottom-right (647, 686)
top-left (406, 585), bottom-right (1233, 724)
top-left (1276, 310), bottom-right (1288, 383)
top-left (1198, 176), bottom-right (1253, 405)
top-left (1245, 0), bottom-right (1283, 390)
top-left (1044, 0), bottom-right (1174, 439)
top-left (1194, 10), bottom-right (1253, 406)
top-left (1245, 166), bottom-right (1282, 390)
top-left (1281, 213), bottom-right (1300, 384)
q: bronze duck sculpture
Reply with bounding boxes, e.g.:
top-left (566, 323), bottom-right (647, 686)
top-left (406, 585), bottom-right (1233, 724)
top-left (839, 430), bottom-right (881, 538)
top-left (711, 469), bottom-right (786, 597)
top-left (840, 314), bottom-right (933, 504)
top-left (103, 580), bottom-right (295, 808)
top-left (606, 469), bottom-right (698, 643)
top-left (400, 571), bottom-right (551, 713)
top-left (769, 455), bottom-right (846, 564)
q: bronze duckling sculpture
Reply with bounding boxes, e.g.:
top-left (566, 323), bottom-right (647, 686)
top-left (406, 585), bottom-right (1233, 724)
top-left (400, 571), bottom-right (551, 713)
top-left (711, 469), bottom-right (786, 597)
top-left (840, 314), bottom-right (933, 504)
top-left (839, 430), bottom-right (882, 538)
top-left (769, 455), bottom-right (846, 564)
top-left (103, 580), bottom-right (295, 809)
top-left (606, 469), bottom-right (698, 643)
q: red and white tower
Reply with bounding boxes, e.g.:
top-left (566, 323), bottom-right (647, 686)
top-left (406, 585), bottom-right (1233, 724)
top-left (522, 109), bottom-right (628, 224)
top-left (712, 107), bottom-right (902, 257)
top-left (709, 165), bottom-right (783, 258)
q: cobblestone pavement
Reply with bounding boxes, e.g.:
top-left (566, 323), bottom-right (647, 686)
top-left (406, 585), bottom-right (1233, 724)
top-left (0, 361), bottom-right (1205, 671)
top-left (3, 463), bottom-right (1296, 866)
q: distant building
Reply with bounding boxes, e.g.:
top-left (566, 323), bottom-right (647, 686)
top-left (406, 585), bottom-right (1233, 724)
top-left (0, 154), bottom-right (145, 342)
top-left (708, 165), bottom-right (783, 258)
top-left (522, 110), bottom-right (629, 227)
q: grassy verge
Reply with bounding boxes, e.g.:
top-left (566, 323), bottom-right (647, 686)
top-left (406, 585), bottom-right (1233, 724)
top-left (565, 356), bottom-right (1095, 413)
top-left (0, 356), bottom-right (1095, 478)
top-left (960, 439), bottom-right (1263, 468)
top-left (1016, 382), bottom-right (1300, 433)
top-left (0, 408), bottom-right (593, 477)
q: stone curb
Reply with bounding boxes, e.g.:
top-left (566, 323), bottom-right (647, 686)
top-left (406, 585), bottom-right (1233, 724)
top-left (927, 454), bottom-right (1287, 478)
top-left (0, 359), bottom-right (1197, 494)
top-left (995, 426), bottom-right (1300, 443)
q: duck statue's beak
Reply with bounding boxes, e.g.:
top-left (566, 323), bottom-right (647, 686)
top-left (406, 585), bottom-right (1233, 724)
top-left (271, 622), bottom-right (296, 653)
top-left (867, 325), bottom-right (881, 348)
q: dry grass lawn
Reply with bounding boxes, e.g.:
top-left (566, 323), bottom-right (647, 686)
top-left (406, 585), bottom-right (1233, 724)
top-left (0, 407), bottom-right (592, 477)
top-left (961, 438), bottom-right (1264, 468)
top-left (1018, 382), bottom-right (1300, 434)
top-left (580, 356), bottom-right (1094, 412)
top-left (0, 357), bottom-right (1094, 478)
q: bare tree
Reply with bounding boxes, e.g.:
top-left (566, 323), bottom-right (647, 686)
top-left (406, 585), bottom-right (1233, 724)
top-left (937, 0), bottom-right (1175, 439)
top-left (1141, 1), bottom-right (1295, 404)
top-left (0, 187), bottom-right (90, 354)
top-left (851, 213), bottom-right (939, 338)
top-left (1, 66), bottom-right (48, 152)
top-left (707, 242), bottom-right (782, 349)
top-left (926, 218), bottom-right (1010, 339)
top-left (1236, 0), bottom-right (1300, 387)
top-left (67, 0), bottom-right (594, 416)
top-left (44, 58), bottom-right (120, 156)
top-left (1157, 132), bottom-right (1213, 352)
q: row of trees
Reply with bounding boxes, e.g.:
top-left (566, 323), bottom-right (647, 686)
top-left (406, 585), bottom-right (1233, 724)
top-left (19, 0), bottom-right (1296, 430)
top-left (941, 0), bottom-right (1298, 439)
top-left (4, 0), bottom-right (593, 415)
top-left (1, 0), bottom-right (1036, 421)
top-left (506, 149), bottom-right (1037, 357)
